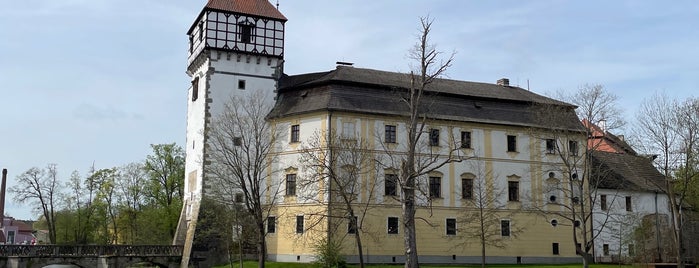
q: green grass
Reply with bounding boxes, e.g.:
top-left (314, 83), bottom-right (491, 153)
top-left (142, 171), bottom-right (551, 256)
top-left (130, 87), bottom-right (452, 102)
top-left (214, 261), bottom-right (634, 268)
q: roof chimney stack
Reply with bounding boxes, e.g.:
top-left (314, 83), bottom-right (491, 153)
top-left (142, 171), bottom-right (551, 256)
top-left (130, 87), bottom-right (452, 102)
top-left (336, 61), bottom-right (354, 67)
top-left (497, 78), bottom-right (510, 86)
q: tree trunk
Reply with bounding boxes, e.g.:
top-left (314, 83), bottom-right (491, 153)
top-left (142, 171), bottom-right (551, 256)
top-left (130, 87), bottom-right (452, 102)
top-left (257, 218), bottom-right (266, 268)
top-left (403, 197), bottom-right (419, 268)
top-left (354, 229), bottom-right (365, 268)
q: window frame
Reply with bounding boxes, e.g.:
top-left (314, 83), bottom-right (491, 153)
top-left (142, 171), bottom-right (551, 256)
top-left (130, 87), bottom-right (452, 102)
top-left (460, 131), bottom-right (472, 149)
top-left (342, 121), bottom-right (356, 139)
top-left (569, 140), bottom-right (579, 156)
top-left (387, 217), bottom-right (399, 234)
top-left (625, 196), bottom-right (632, 212)
top-left (508, 181), bottom-right (519, 202)
top-left (267, 216), bottom-right (276, 233)
top-left (290, 124), bottom-right (300, 143)
top-left (507, 135), bottom-right (517, 152)
top-left (286, 174), bottom-right (297, 196)
top-left (545, 139), bottom-right (556, 154)
top-left (429, 128), bottom-right (440, 146)
top-left (429, 176), bottom-right (441, 198)
top-left (600, 194), bottom-right (608, 211)
top-left (461, 178), bottom-right (473, 199)
top-left (238, 22), bottom-right (254, 44)
top-left (348, 216), bottom-right (358, 234)
top-left (296, 215), bottom-right (304, 234)
top-left (446, 218), bottom-right (457, 236)
top-left (501, 219), bottom-right (511, 237)
top-left (191, 77), bottom-right (199, 102)
top-left (384, 174), bottom-right (397, 196)
top-left (385, 125), bottom-right (397, 143)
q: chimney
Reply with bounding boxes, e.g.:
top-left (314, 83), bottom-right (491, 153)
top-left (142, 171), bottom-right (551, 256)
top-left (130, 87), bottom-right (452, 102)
top-left (336, 61), bottom-right (354, 67)
top-left (599, 119), bottom-right (607, 133)
top-left (497, 78), bottom-right (509, 86)
top-left (0, 169), bottom-right (6, 227)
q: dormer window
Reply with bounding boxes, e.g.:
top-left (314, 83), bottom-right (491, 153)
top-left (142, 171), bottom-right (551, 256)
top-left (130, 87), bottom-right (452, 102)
top-left (239, 23), bottom-right (254, 44)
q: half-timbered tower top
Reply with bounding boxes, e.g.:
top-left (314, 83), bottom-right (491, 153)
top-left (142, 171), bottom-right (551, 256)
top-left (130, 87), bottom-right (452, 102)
top-left (187, 0), bottom-right (286, 65)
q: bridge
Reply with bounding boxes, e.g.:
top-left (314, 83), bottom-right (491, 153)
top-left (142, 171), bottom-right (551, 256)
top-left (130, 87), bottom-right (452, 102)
top-left (0, 245), bottom-right (183, 268)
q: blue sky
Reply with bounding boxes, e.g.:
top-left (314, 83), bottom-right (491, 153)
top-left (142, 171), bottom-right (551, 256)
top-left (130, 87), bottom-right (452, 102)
top-left (1, 0), bottom-right (697, 220)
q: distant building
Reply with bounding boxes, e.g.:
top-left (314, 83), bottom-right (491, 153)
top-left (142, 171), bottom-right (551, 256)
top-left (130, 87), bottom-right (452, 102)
top-left (0, 217), bottom-right (35, 245)
top-left (583, 120), bottom-right (672, 263)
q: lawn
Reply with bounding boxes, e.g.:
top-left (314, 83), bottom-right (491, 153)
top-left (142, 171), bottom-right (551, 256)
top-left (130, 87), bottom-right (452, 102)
top-left (213, 261), bottom-right (634, 268)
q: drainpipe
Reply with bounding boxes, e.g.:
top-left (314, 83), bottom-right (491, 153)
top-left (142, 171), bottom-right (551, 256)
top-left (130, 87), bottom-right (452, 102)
top-left (327, 111), bottom-right (334, 241)
top-left (1, 169), bottom-right (7, 228)
top-left (655, 190), bottom-right (662, 262)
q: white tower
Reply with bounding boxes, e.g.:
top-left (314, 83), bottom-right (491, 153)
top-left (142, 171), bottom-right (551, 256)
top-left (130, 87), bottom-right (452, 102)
top-left (176, 0), bottom-right (286, 265)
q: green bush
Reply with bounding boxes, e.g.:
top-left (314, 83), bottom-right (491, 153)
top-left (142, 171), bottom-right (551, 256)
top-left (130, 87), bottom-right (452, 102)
top-left (313, 238), bottom-right (347, 268)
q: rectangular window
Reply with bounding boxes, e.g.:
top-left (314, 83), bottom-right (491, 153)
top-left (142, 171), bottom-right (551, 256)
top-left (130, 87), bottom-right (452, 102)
top-left (385, 174), bottom-right (397, 196)
top-left (387, 217), bottom-right (399, 234)
top-left (342, 122), bottom-right (355, 139)
top-left (348, 216), bottom-right (358, 234)
top-left (460, 131), bottom-right (472, 149)
top-left (507, 135), bottom-right (517, 152)
top-left (462, 178), bottom-right (473, 199)
top-left (626, 196), bottom-right (632, 212)
top-left (600, 194), bottom-right (607, 211)
top-left (286, 174), bottom-right (297, 196)
top-left (296, 215), bottom-right (304, 234)
top-left (385, 125), bottom-right (397, 143)
top-left (446, 218), bottom-right (457, 235)
top-left (429, 177), bottom-right (441, 198)
top-left (235, 193), bottom-right (243, 203)
top-left (501, 220), bottom-right (510, 237)
top-left (552, 243), bottom-right (560, 255)
top-left (546, 139), bottom-right (556, 154)
top-left (508, 181), bottom-right (519, 201)
top-left (628, 244), bottom-right (635, 256)
top-left (290, 124), bottom-right (300, 143)
top-left (191, 77), bottom-right (199, 101)
top-left (603, 244), bottom-right (610, 256)
top-left (239, 24), bottom-right (254, 43)
top-left (429, 129), bottom-right (440, 146)
top-left (238, 79), bottom-right (246, 90)
top-left (267, 216), bottom-right (276, 233)
top-left (569, 140), bottom-right (579, 156)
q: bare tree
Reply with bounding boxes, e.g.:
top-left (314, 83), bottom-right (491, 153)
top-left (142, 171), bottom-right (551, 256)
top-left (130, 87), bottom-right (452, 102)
top-left (635, 95), bottom-right (699, 267)
top-left (376, 16), bottom-right (460, 268)
top-left (11, 164), bottom-right (61, 244)
top-left (457, 161), bottom-right (523, 268)
top-left (560, 84), bottom-right (625, 132)
top-left (298, 128), bottom-right (380, 268)
top-left (207, 90), bottom-right (284, 268)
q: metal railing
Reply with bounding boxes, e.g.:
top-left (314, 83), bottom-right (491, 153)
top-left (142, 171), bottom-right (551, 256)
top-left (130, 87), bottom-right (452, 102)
top-left (0, 245), bottom-right (183, 257)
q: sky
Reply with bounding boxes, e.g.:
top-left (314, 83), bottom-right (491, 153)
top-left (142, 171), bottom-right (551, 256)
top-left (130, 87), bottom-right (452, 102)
top-left (1, 0), bottom-right (697, 220)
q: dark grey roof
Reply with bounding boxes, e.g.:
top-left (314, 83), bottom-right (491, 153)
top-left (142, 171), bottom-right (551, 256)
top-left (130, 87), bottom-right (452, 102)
top-left (591, 151), bottom-right (667, 193)
top-left (269, 66), bottom-right (582, 131)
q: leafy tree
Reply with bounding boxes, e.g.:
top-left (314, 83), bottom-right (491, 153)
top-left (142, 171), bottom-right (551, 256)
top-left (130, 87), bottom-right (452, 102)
top-left (144, 143), bottom-right (185, 240)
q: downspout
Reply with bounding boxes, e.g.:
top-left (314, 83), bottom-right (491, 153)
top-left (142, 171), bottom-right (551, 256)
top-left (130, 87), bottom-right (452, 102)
top-left (655, 190), bottom-right (662, 262)
top-left (327, 111), bottom-right (334, 241)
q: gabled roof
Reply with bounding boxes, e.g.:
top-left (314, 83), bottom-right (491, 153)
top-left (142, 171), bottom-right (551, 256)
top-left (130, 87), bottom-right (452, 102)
top-left (591, 151), bottom-right (666, 193)
top-left (206, 0), bottom-right (287, 21)
top-left (269, 66), bottom-right (583, 131)
top-left (583, 119), bottom-right (637, 155)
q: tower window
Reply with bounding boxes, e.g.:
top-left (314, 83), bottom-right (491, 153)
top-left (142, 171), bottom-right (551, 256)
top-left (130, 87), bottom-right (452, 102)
top-left (238, 79), bottom-right (246, 90)
top-left (600, 195), bottom-right (607, 210)
top-left (191, 77), bottom-right (199, 101)
top-left (239, 23), bottom-right (254, 44)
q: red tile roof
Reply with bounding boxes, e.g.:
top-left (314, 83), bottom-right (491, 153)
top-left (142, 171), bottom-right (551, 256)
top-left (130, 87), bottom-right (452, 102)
top-left (206, 0), bottom-right (287, 21)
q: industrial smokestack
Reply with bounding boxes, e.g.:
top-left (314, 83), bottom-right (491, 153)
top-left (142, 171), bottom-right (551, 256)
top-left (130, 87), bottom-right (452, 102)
top-left (0, 169), bottom-right (6, 227)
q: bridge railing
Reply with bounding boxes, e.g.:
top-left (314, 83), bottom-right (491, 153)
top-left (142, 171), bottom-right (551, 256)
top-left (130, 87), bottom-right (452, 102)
top-left (0, 245), bottom-right (183, 257)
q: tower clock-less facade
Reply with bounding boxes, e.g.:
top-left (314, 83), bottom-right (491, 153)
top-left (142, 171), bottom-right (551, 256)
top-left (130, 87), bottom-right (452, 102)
top-left (177, 0), bottom-right (286, 264)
